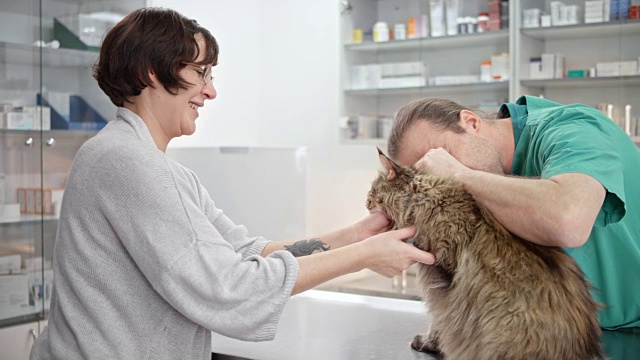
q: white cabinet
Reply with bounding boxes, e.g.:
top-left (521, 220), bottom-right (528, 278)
top-left (0, 321), bottom-right (39, 360)
top-left (340, 0), bottom-right (640, 145)
top-left (340, 0), bottom-right (512, 145)
top-left (514, 0), bottom-right (640, 140)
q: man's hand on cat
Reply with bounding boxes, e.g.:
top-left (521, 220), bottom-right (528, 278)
top-left (361, 226), bottom-right (435, 277)
top-left (414, 147), bottom-right (469, 180)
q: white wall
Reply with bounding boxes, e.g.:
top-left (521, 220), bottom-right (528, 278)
top-left (149, 0), bottom-right (381, 235)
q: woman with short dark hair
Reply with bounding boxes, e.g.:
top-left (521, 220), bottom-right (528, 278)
top-left (30, 8), bottom-right (434, 360)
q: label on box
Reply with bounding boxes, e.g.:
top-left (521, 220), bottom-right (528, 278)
top-left (0, 274), bottom-right (29, 310)
top-left (568, 69), bottom-right (588, 78)
top-left (6, 112), bottom-right (33, 130)
top-left (0, 255), bottom-right (21, 275)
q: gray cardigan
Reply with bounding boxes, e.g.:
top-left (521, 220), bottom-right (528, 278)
top-left (31, 108), bottom-right (299, 360)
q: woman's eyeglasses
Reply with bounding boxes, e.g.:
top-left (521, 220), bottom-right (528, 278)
top-left (192, 65), bottom-right (214, 85)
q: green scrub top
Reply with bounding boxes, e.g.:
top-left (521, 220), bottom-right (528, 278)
top-left (501, 95), bottom-right (640, 329)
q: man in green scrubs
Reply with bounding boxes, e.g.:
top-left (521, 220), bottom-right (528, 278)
top-left (388, 95), bottom-right (640, 330)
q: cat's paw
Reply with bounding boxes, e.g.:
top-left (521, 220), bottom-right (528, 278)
top-left (411, 333), bottom-right (441, 354)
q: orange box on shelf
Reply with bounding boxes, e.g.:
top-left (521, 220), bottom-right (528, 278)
top-left (16, 187), bottom-right (64, 215)
top-left (407, 17), bottom-right (417, 39)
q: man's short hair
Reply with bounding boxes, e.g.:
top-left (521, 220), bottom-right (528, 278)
top-left (388, 98), bottom-right (468, 158)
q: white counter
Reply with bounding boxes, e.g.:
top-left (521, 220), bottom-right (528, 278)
top-left (211, 290), bottom-right (436, 360)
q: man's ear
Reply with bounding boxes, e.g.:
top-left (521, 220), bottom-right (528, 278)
top-left (459, 110), bottom-right (482, 133)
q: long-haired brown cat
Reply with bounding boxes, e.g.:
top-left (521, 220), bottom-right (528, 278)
top-left (367, 150), bottom-right (604, 360)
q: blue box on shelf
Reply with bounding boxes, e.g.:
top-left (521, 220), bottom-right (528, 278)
top-left (37, 94), bottom-right (107, 130)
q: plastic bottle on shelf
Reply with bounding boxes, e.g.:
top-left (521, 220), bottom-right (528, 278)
top-left (456, 17), bottom-right (466, 34)
top-left (394, 23), bottom-right (407, 40)
top-left (352, 28), bottom-right (363, 44)
top-left (477, 12), bottom-right (489, 32)
top-left (466, 17), bottom-right (477, 33)
top-left (480, 61), bottom-right (492, 82)
top-left (373, 22), bottom-right (390, 42)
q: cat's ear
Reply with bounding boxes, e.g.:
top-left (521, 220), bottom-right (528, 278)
top-left (377, 147), bottom-right (404, 180)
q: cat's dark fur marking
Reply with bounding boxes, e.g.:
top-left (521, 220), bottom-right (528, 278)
top-left (366, 150), bottom-right (605, 360)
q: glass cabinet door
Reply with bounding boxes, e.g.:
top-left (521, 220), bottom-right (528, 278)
top-left (1, 0), bottom-right (145, 330)
top-left (0, 0), bottom-right (45, 327)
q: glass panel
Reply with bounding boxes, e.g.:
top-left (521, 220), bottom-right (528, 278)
top-left (0, 0), bottom-right (44, 327)
top-left (1, 0), bottom-right (146, 328)
top-left (37, 0), bottom-right (146, 322)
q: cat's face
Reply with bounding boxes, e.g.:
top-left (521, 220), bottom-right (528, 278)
top-left (367, 149), bottom-right (478, 263)
top-left (366, 149), bottom-right (419, 230)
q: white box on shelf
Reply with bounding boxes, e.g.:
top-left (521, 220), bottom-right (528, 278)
top-left (0, 255), bottom-right (21, 275)
top-left (419, 14), bottom-right (429, 38)
top-left (377, 117), bottom-right (394, 139)
top-left (431, 75), bottom-right (480, 85)
top-left (430, 0), bottom-right (446, 37)
top-left (617, 61), bottom-right (638, 76)
top-left (25, 257), bottom-right (52, 272)
top-left (346, 116), bottom-right (378, 139)
top-left (52, 189), bottom-right (64, 216)
top-left (585, 1), bottom-right (605, 23)
top-left (0, 273), bottom-right (29, 312)
top-left (445, 0), bottom-right (459, 36)
top-left (491, 53), bottom-right (510, 81)
top-left (596, 61), bottom-right (639, 77)
top-left (1, 203), bottom-right (20, 220)
top-left (6, 111), bottom-right (33, 130)
top-left (550, 1), bottom-right (565, 25)
top-left (530, 58), bottom-right (544, 79)
top-left (555, 54), bottom-right (565, 79)
top-left (379, 61), bottom-right (427, 88)
top-left (522, 9), bottom-right (541, 28)
top-left (541, 14), bottom-right (552, 27)
top-left (604, 0), bottom-right (611, 21)
top-left (24, 106), bottom-right (51, 131)
top-left (379, 77), bottom-right (426, 88)
top-left (563, 5), bottom-right (581, 25)
top-left (357, 116), bottom-right (378, 139)
top-left (350, 64), bottom-right (381, 90)
top-left (540, 53), bottom-right (556, 79)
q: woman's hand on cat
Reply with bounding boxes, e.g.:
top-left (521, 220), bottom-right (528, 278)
top-left (361, 226), bottom-right (435, 277)
top-left (353, 212), bottom-right (392, 242)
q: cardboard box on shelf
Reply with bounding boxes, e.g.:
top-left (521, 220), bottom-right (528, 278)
top-left (16, 188), bottom-right (64, 215)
